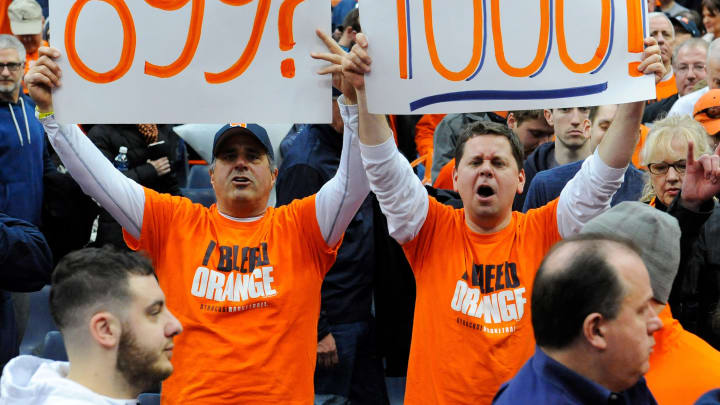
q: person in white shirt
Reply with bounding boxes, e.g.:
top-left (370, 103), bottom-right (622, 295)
top-left (668, 38), bottom-right (720, 117)
top-left (0, 247), bottom-right (183, 405)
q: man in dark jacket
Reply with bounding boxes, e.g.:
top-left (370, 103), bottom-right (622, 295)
top-left (88, 124), bottom-right (183, 249)
top-left (513, 106), bottom-right (596, 211)
top-left (276, 90), bottom-right (388, 405)
top-left (0, 213), bottom-right (52, 370)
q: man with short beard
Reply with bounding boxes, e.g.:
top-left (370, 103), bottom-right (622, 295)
top-left (0, 247), bottom-right (183, 404)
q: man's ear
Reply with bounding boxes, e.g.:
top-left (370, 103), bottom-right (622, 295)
top-left (544, 109), bottom-right (554, 127)
top-left (582, 312), bottom-right (608, 350)
top-left (507, 112), bottom-right (517, 130)
top-left (271, 167), bottom-right (279, 186)
top-left (517, 168), bottom-right (525, 194)
top-left (452, 164), bottom-right (459, 192)
top-left (88, 312), bottom-right (122, 350)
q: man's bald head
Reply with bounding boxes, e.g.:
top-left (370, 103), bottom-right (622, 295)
top-left (531, 235), bottom-right (641, 349)
top-left (649, 12), bottom-right (675, 71)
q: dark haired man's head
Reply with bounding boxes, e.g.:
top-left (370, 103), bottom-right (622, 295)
top-left (532, 234), bottom-right (661, 392)
top-left (506, 110), bottom-right (554, 156)
top-left (51, 247), bottom-right (182, 397)
top-left (452, 120), bottom-right (526, 232)
top-left (338, 8), bottom-right (360, 50)
top-left (544, 107), bottom-right (596, 151)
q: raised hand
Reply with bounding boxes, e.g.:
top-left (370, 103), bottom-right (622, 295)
top-left (637, 37), bottom-right (666, 85)
top-left (681, 141), bottom-right (720, 211)
top-left (311, 29), bottom-right (358, 104)
top-left (24, 46), bottom-right (62, 113)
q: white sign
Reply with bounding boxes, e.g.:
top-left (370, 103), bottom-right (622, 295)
top-left (50, 0), bottom-right (330, 124)
top-left (361, 0), bottom-right (655, 114)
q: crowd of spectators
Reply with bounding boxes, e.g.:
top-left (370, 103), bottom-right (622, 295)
top-left (2, 0), bottom-right (720, 404)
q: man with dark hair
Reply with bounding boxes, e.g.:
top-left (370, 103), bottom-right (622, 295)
top-left (523, 104), bottom-right (646, 211)
top-left (337, 8), bottom-right (360, 52)
top-left (512, 106), bottom-right (596, 211)
top-left (494, 233), bottom-right (662, 404)
top-left (0, 247), bottom-right (183, 403)
top-left (578, 202), bottom-right (720, 405)
top-left (505, 110), bottom-right (554, 157)
top-left (324, 30), bottom-right (706, 404)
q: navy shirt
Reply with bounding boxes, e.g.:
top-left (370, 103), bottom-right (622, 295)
top-left (523, 159), bottom-right (646, 212)
top-left (493, 347), bottom-right (657, 405)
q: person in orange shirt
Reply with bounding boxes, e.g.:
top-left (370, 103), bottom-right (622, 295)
top-left (580, 202), bottom-right (720, 405)
top-left (650, 12), bottom-right (680, 101)
top-left (332, 33), bottom-right (688, 404)
top-left (7, 0), bottom-right (47, 93)
top-left (433, 110), bottom-right (553, 190)
top-left (415, 114), bottom-right (445, 160)
top-left (25, 34), bottom-right (371, 405)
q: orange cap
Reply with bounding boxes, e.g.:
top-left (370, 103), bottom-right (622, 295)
top-left (693, 89), bottom-right (720, 136)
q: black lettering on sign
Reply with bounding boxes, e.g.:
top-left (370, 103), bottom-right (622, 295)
top-left (506, 262), bottom-right (520, 288)
top-left (202, 240), bottom-right (216, 266)
top-left (495, 263), bottom-right (505, 290)
top-left (240, 247), bottom-right (250, 273)
top-left (217, 246), bottom-right (233, 272)
top-left (484, 265), bottom-right (495, 294)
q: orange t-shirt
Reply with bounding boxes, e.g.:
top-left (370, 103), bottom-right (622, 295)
top-left (655, 74), bottom-right (678, 101)
top-left (124, 189), bottom-right (339, 405)
top-left (646, 306), bottom-right (720, 405)
top-left (415, 114), bottom-right (446, 158)
top-left (22, 40), bottom-right (49, 94)
top-left (433, 158), bottom-right (455, 190)
top-left (632, 124), bottom-right (649, 170)
top-left (402, 197), bottom-right (561, 404)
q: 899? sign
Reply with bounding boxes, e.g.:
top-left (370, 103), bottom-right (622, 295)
top-left (51, 0), bottom-right (330, 124)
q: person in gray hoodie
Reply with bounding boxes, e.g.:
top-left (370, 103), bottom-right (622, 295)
top-left (0, 247), bottom-right (182, 404)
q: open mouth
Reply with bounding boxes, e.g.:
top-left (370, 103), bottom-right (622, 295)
top-left (476, 185), bottom-right (495, 198)
top-left (232, 176), bottom-right (251, 186)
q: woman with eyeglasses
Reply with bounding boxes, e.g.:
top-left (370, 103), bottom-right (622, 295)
top-left (639, 114), bottom-right (720, 351)
top-left (641, 115), bottom-right (713, 208)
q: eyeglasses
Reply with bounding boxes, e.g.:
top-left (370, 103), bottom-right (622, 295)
top-left (0, 62), bottom-right (23, 72)
top-left (647, 160), bottom-right (687, 175)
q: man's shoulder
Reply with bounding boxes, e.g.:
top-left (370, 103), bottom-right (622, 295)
top-left (671, 87), bottom-right (709, 115)
top-left (533, 159), bottom-right (582, 183)
top-left (524, 142), bottom-right (556, 172)
top-left (279, 125), bottom-right (337, 170)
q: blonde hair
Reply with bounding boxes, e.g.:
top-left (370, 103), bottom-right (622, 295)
top-left (640, 115), bottom-right (711, 203)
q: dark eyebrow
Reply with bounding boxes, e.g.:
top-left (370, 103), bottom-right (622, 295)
top-left (145, 299), bottom-right (164, 314)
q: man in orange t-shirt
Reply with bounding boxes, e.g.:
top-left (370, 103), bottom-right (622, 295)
top-left (27, 35), bottom-right (370, 405)
top-left (336, 34), bottom-right (670, 404)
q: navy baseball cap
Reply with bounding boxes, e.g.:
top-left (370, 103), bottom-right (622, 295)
top-left (212, 123), bottom-right (274, 161)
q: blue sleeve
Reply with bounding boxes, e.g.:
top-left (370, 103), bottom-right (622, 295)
top-left (0, 214), bottom-right (53, 292)
top-left (522, 176), bottom-right (545, 213)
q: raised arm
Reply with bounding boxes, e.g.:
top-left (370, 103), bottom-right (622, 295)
top-left (338, 34), bottom-right (428, 244)
top-left (311, 31), bottom-right (371, 247)
top-left (25, 47), bottom-right (145, 239)
top-left (557, 38), bottom-right (666, 237)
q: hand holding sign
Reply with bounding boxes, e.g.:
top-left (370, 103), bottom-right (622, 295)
top-left (637, 37), bottom-right (665, 85)
top-left (311, 29), bottom-right (358, 104)
top-left (25, 46), bottom-right (63, 113)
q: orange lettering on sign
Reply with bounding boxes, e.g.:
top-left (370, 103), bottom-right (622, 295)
top-left (396, 0), bottom-right (409, 79)
top-left (491, 0), bottom-right (551, 78)
top-left (144, 0), bottom-right (205, 78)
top-left (65, 0), bottom-right (136, 84)
top-left (205, 0), bottom-right (272, 84)
top-left (423, 0), bottom-right (484, 81)
top-left (556, 0), bottom-right (612, 74)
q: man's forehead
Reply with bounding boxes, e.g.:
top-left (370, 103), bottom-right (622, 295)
top-left (128, 274), bottom-right (164, 306)
top-left (650, 16), bottom-right (672, 30)
top-left (0, 48), bottom-right (20, 62)
top-left (464, 135), bottom-right (514, 156)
